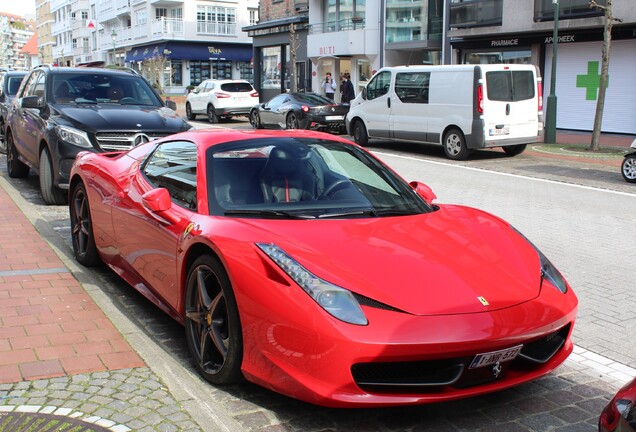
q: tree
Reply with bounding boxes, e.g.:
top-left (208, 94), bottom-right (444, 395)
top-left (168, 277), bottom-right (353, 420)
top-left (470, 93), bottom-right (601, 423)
top-left (289, 23), bottom-right (301, 93)
top-left (588, 0), bottom-right (622, 151)
top-left (142, 51), bottom-right (171, 95)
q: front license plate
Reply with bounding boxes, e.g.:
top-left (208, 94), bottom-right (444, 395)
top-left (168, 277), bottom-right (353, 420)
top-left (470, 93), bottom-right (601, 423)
top-left (325, 115), bottom-right (344, 121)
top-left (489, 128), bottom-right (510, 136)
top-left (469, 345), bottom-right (523, 369)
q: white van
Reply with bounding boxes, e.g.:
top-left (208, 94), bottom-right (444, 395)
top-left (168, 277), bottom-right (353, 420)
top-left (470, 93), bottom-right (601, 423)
top-left (345, 64), bottom-right (543, 160)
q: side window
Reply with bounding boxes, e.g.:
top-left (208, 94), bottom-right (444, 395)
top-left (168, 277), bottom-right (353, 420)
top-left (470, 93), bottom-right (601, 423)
top-left (366, 71), bottom-right (391, 100)
top-left (395, 72), bottom-right (430, 104)
top-left (33, 73), bottom-right (46, 99)
top-left (143, 141), bottom-right (198, 210)
top-left (21, 72), bottom-right (39, 97)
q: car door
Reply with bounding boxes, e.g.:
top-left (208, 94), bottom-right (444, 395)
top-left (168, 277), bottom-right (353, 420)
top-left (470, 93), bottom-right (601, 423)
top-left (111, 140), bottom-right (197, 309)
top-left (11, 70), bottom-right (45, 166)
top-left (391, 71), bottom-right (430, 142)
top-left (260, 94), bottom-right (287, 127)
top-left (360, 71), bottom-right (392, 139)
top-left (190, 81), bottom-right (208, 113)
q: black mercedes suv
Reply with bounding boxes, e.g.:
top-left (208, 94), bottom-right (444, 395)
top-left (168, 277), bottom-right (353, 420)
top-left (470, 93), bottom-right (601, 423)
top-left (5, 66), bottom-right (191, 204)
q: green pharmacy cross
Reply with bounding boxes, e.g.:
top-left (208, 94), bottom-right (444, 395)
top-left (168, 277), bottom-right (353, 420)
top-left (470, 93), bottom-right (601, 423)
top-left (576, 61), bottom-right (608, 101)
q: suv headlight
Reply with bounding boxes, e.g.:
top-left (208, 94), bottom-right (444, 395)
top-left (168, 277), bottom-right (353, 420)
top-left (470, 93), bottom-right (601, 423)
top-left (257, 243), bottom-right (368, 325)
top-left (55, 125), bottom-right (92, 148)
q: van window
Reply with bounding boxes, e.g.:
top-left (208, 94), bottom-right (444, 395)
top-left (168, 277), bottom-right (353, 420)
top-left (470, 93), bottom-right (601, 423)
top-left (366, 71), bottom-right (391, 100)
top-left (395, 72), bottom-right (430, 104)
top-left (486, 71), bottom-right (535, 102)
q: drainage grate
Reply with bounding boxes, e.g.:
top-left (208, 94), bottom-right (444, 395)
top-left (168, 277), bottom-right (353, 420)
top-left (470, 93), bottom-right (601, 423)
top-left (0, 412), bottom-right (113, 432)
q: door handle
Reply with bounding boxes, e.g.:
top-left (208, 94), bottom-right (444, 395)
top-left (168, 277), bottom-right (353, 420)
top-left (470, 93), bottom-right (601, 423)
top-left (387, 97), bottom-right (391, 109)
top-left (506, 103), bottom-right (510, 115)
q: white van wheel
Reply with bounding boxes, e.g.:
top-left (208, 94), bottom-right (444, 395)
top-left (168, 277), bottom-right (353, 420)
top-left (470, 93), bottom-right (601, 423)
top-left (443, 129), bottom-right (470, 160)
top-left (352, 120), bottom-right (368, 146)
top-left (502, 144), bottom-right (527, 156)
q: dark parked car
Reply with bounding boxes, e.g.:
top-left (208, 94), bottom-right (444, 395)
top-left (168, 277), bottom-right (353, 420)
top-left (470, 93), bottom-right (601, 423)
top-left (5, 65), bottom-right (191, 204)
top-left (249, 92), bottom-right (349, 133)
top-left (0, 69), bottom-right (27, 153)
top-left (600, 376), bottom-right (636, 432)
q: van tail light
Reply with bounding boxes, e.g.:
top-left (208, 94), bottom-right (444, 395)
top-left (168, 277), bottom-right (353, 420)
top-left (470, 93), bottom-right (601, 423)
top-left (301, 105), bottom-right (310, 112)
top-left (214, 92), bottom-right (231, 98)
top-left (537, 79), bottom-right (543, 111)
top-left (250, 91), bottom-right (259, 97)
top-left (477, 84), bottom-right (484, 114)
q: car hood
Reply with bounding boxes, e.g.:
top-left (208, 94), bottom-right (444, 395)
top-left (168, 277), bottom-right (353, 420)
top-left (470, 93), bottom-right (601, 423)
top-left (54, 104), bottom-right (188, 133)
top-left (239, 205), bottom-right (542, 316)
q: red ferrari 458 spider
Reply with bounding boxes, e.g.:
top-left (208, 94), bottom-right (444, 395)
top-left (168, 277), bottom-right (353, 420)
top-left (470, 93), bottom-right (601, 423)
top-left (69, 128), bottom-right (578, 407)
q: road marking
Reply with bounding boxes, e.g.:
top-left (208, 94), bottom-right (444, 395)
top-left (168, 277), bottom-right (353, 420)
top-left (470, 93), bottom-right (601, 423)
top-left (374, 151), bottom-right (636, 198)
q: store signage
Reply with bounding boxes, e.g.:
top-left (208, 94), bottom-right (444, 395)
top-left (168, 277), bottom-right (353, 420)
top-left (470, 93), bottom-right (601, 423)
top-left (491, 39), bottom-right (519, 47)
top-left (319, 46), bottom-right (336, 55)
top-left (545, 35), bottom-right (576, 44)
top-left (208, 47), bottom-right (223, 55)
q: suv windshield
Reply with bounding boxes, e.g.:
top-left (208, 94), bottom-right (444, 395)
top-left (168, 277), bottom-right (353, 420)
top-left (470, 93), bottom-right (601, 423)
top-left (219, 82), bottom-right (254, 93)
top-left (50, 73), bottom-right (162, 106)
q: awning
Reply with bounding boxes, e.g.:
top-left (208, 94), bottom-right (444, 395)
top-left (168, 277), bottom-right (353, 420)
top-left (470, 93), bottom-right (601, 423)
top-left (125, 42), bottom-right (253, 62)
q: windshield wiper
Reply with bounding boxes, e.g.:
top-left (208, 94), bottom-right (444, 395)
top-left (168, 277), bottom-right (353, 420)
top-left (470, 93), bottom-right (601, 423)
top-left (224, 209), bottom-right (314, 219)
top-left (319, 208), bottom-right (421, 218)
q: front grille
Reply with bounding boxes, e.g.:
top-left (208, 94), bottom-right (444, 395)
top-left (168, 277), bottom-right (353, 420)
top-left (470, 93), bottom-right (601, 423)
top-left (95, 132), bottom-right (173, 151)
top-left (351, 324), bottom-right (571, 394)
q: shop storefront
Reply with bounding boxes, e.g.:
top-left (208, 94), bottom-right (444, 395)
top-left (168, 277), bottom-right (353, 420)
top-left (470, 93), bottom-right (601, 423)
top-left (125, 41), bottom-right (253, 94)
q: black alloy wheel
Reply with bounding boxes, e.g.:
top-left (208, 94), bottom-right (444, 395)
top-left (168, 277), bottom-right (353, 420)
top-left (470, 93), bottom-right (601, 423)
top-left (39, 147), bottom-right (67, 205)
top-left (207, 105), bottom-right (218, 124)
top-left (249, 110), bottom-right (262, 129)
top-left (184, 255), bottom-right (243, 385)
top-left (185, 103), bottom-right (196, 120)
top-left (70, 182), bottom-right (100, 266)
top-left (6, 132), bottom-right (29, 178)
top-left (286, 112), bottom-right (300, 129)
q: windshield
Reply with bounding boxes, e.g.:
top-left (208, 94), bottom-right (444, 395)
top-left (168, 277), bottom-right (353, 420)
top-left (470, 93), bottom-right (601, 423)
top-left (50, 73), bottom-right (163, 106)
top-left (206, 137), bottom-right (432, 219)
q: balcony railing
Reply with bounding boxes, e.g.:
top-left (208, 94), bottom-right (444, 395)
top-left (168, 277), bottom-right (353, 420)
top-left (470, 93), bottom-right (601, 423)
top-left (308, 17), bottom-right (366, 35)
top-left (151, 17), bottom-right (184, 36)
top-left (534, 0), bottom-right (605, 21)
top-left (196, 21), bottom-right (236, 36)
top-left (449, 0), bottom-right (503, 29)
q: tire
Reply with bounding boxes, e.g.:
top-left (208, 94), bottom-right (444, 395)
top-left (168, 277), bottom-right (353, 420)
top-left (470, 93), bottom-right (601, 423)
top-left (249, 110), bottom-right (262, 129)
top-left (0, 118), bottom-right (6, 154)
top-left (207, 104), bottom-right (218, 124)
top-left (70, 182), bottom-right (100, 266)
top-left (185, 103), bottom-right (196, 121)
top-left (443, 128), bottom-right (470, 160)
top-left (6, 131), bottom-right (29, 178)
top-left (39, 147), bottom-right (67, 205)
top-left (622, 154), bottom-right (636, 183)
top-left (502, 144), bottom-right (527, 156)
top-left (184, 255), bottom-right (243, 385)
top-left (286, 112), bottom-right (299, 129)
top-left (352, 119), bottom-right (368, 146)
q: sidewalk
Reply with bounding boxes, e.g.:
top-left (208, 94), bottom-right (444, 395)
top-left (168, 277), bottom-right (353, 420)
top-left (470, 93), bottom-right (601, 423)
top-left (0, 179), bottom-right (216, 431)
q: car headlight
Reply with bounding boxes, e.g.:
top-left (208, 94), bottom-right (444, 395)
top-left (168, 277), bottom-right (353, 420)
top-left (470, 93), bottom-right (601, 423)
top-left (55, 125), bottom-right (92, 148)
top-left (257, 243), bottom-right (368, 325)
top-left (510, 226), bottom-right (568, 294)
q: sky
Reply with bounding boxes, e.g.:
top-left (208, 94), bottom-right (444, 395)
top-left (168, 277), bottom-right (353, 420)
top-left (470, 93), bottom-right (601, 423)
top-left (1, 0), bottom-right (36, 18)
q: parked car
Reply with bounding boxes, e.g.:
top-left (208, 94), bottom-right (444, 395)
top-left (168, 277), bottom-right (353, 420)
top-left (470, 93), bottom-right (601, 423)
top-left (69, 128), bottom-right (578, 408)
top-left (621, 138), bottom-right (636, 183)
top-left (262, 79), bottom-right (281, 89)
top-left (185, 79), bottom-right (259, 123)
top-left (5, 65), bottom-right (190, 205)
top-left (599, 376), bottom-right (636, 431)
top-left (249, 92), bottom-right (349, 133)
top-left (0, 69), bottom-right (27, 153)
top-left (346, 64), bottom-right (544, 160)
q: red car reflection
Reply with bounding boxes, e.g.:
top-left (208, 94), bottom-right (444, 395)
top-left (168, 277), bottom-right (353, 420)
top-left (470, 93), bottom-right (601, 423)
top-left (600, 377), bottom-right (636, 432)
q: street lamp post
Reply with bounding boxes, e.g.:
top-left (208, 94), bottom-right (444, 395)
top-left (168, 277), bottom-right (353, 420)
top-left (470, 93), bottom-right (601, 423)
top-left (111, 29), bottom-right (117, 66)
top-left (545, 0), bottom-right (560, 143)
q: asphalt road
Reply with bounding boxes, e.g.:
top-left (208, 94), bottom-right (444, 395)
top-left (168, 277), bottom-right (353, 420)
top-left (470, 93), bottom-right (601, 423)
top-left (1, 120), bottom-right (634, 431)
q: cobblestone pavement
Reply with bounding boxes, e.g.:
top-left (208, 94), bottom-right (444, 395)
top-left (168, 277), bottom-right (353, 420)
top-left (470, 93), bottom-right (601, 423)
top-left (1, 128), bottom-right (635, 431)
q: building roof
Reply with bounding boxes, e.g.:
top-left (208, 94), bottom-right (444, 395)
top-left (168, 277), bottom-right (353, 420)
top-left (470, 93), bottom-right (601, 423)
top-left (21, 32), bottom-right (38, 55)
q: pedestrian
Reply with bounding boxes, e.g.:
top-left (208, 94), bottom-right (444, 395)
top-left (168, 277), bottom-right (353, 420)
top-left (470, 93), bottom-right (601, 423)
top-left (341, 73), bottom-right (355, 104)
top-left (322, 72), bottom-right (336, 100)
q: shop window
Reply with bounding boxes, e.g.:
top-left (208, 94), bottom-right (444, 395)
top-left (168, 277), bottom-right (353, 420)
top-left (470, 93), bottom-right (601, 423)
top-left (237, 62), bottom-right (254, 84)
top-left (190, 61), bottom-right (210, 86)
top-left (212, 61), bottom-right (232, 79)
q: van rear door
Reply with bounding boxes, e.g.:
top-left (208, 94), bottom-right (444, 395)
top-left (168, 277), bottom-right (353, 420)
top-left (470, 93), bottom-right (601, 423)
top-left (481, 66), bottom-right (539, 143)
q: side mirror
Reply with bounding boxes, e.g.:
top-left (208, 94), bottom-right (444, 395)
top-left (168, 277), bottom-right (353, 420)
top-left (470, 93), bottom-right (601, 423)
top-left (142, 188), bottom-right (179, 224)
top-left (21, 95), bottom-right (44, 109)
top-left (165, 99), bottom-right (177, 111)
top-left (192, 88), bottom-right (200, 94)
top-left (361, 87), bottom-right (367, 100)
top-left (409, 181), bottom-right (437, 205)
